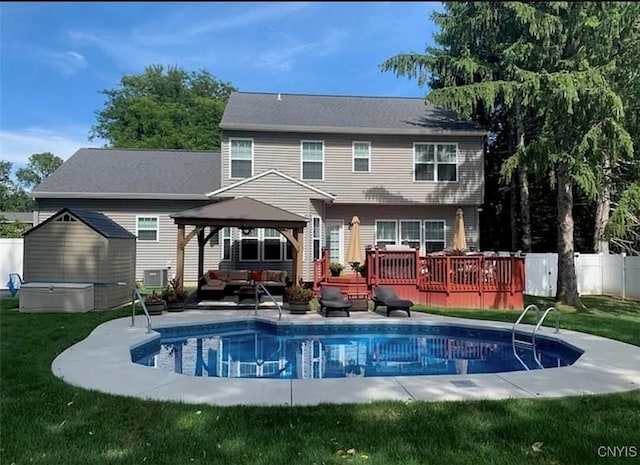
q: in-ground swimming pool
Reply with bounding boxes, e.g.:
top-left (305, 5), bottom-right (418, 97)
top-left (132, 320), bottom-right (583, 379)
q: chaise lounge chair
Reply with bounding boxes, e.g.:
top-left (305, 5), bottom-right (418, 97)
top-left (318, 287), bottom-right (352, 317)
top-left (372, 286), bottom-right (412, 317)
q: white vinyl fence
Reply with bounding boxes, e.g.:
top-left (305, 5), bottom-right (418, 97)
top-left (525, 252), bottom-right (640, 300)
top-left (2, 238), bottom-right (639, 300)
top-left (1, 238), bottom-right (24, 289)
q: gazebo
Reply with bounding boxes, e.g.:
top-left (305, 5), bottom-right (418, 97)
top-left (170, 197), bottom-right (308, 293)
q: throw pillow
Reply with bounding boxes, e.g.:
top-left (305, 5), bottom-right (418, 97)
top-left (251, 270), bottom-right (262, 281)
top-left (208, 271), bottom-right (218, 280)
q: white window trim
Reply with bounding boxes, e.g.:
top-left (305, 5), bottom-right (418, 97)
top-left (221, 227), bottom-right (232, 261)
top-left (229, 137), bottom-right (254, 180)
top-left (300, 140), bottom-right (325, 181)
top-left (375, 219), bottom-right (398, 247)
top-left (352, 141), bottom-right (371, 173)
top-left (239, 228), bottom-right (260, 262)
top-left (136, 215), bottom-right (160, 242)
top-left (311, 215), bottom-right (322, 260)
top-left (413, 142), bottom-right (459, 183)
top-left (424, 219), bottom-right (447, 252)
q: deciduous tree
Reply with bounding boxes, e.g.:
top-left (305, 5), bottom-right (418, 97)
top-left (90, 65), bottom-right (236, 150)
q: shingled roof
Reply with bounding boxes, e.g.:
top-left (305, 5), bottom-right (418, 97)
top-left (32, 148), bottom-right (220, 199)
top-left (220, 92), bottom-right (485, 135)
top-left (25, 208), bottom-right (136, 239)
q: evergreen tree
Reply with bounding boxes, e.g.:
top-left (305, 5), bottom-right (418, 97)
top-left (382, 2), bottom-right (637, 308)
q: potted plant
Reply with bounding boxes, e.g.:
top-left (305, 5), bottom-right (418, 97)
top-left (162, 277), bottom-right (188, 312)
top-left (144, 291), bottom-right (165, 315)
top-left (285, 285), bottom-right (314, 314)
top-left (329, 262), bottom-right (344, 277)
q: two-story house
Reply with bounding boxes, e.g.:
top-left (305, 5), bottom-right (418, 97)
top-left (211, 91), bottom-right (486, 281)
top-left (31, 91), bottom-right (486, 288)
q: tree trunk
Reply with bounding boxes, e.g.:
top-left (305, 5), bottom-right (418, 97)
top-left (516, 102), bottom-right (531, 253)
top-left (518, 168), bottom-right (531, 253)
top-left (555, 162), bottom-right (584, 309)
top-left (594, 156), bottom-right (611, 254)
top-left (510, 176), bottom-right (519, 251)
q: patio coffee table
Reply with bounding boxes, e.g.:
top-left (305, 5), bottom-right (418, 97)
top-left (235, 285), bottom-right (263, 304)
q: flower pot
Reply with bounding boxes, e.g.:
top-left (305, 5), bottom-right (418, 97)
top-left (288, 302), bottom-right (309, 314)
top-left (166, 301), bottom-right (185, 312)
top-left (145, 302), bottom-right (165, 315)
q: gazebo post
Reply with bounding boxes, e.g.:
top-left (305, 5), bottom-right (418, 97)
top-left (197, 228), bottom-right (205, 283)
top-left (176, 224), bottom-right (186, 292)
top-left (293, 228), bottom-right (304, 285)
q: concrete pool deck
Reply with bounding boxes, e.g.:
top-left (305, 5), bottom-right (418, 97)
top-left (51, 308), bottom-right (640, 406)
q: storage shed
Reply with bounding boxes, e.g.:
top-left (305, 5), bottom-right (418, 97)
top-left (21, 208), bottom-right (136, 311)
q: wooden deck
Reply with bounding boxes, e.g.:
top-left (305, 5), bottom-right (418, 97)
top-left (314, 248), bottom-right (525, 310)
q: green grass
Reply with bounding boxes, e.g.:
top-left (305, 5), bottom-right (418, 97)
top-left (1, 296), bottom-right (639, 465)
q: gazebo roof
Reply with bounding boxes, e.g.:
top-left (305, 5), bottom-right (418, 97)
top-left (170, 196), bottom-right (308, 228)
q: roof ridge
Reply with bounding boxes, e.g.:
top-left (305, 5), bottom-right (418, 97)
top-left (231, 91), bottom-right (427, 101)
top-left (82, 147), bottom-right (220, 154)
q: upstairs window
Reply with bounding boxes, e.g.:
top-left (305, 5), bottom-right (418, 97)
top-left (352, 141), bottom-right (370, 172)
top-left (312, 216), bottom-right (322, 260)
top-left (230, 138), bottom-right (253, 179)
top-left (414, 143), bottom-right (458, 182)
top-left (136, 216), bottom-right (159, 241)
top-left (301, 141), bottom-right (324, 180)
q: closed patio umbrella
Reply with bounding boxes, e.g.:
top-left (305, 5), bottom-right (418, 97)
top-left (346, 216), bottom-right (364, 300)
top-left (346, 216), bottom-right (363, 268)
top-left (453, 208), bottom-right (468, 252)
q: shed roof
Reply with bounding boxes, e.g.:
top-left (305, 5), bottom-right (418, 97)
top-left (170, 197), bottom-right (307, 228)
top-left (32, 148), bottom-right (220, 199)
top-left (25, 208), bottom-right (136, 239)
top-left (220, 92), bottom-right (486, 136)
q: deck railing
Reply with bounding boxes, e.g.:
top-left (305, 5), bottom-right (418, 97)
top-left (313, 248), bottom-right (330, 289)
top-left (313, 248), bottom-right (525, 297)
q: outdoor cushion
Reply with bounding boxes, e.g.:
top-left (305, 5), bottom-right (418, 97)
top-left (201, 279), bottom-right (227, 290)
top-left (229, 270), bottom-right (249, 281)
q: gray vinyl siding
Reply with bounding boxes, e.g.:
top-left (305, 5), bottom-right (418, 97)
top-left (324, 204), bottom-right (479, 263)
top-left (222, 131), bottom-right (484, 205)
top-left (36, 199), bottom-right (220, 284)
top-left (102, 238), bottom-right (136, 309)
top-left (212, 171), bottom-right (322, 280)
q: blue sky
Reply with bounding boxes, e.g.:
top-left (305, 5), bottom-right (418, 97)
top-left (0, 1), bottom-right (441, 170)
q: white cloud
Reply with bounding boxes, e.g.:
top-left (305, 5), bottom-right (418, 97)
top-left (0, 127), bottom-right (101, 166)
top-left (132, 2), bottom-right (314, 46)
top-left (256, 29), bottom-right (346, 72)
top-left (43, 50), bottom-right (88, 75)
top-left (66, 3), bottom-right (315, 72)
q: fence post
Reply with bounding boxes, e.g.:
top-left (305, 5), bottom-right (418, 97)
top-left (621, 252), bottom-right (626, 300)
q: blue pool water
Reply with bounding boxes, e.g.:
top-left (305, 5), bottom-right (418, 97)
top-left (131, 321), bottom-right (583, 379)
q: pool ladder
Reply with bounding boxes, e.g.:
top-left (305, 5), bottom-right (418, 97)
top-left (512, 304), bottom-right (559, 370)
top-left (254, 282), bottom-right (284, 321)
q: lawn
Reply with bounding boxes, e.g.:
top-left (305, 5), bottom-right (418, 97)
top-left (1, 295), bottom-right (639, 465)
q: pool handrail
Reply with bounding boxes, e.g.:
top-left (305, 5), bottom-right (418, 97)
top-left (512, 304), bottom-right (541, 370)
top-left (254, 282), bottom-right (283, 321)
top-left (532, 306), bottom-right (560, 366)
top-left (131, 288), bottom-right (152, 333)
